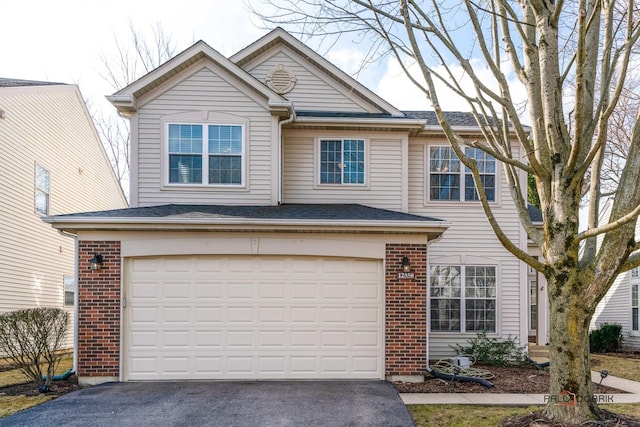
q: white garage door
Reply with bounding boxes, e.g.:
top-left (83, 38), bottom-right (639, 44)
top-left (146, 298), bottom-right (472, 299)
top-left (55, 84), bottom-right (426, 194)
top-left (124, 255), bottom-right (383, 380)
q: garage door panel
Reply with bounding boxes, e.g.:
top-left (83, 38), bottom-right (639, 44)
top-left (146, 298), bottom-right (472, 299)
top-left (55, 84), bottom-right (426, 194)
top-left (227, 282), bottom-right (254, 300)
top-left (194, 307), bottom-right (222, 323)
top-left (259, 307), bottom-right (286, 323)
top-left (194, 331), bottom-right (221, 347)
top-left (290, 307), bottom-right (316, 323)
top-left (162, 307), bottom-right (190, 323)
top-left (226, 331), bottom-right (254, 347)
top-left (126, 255), bottom-right (382, 380)
top-left (194, 282), bottom-right (222, 299)
top-left (321, 307), bottom-right (349, 323)
top-left (259, 283), bottom-right (286, 299)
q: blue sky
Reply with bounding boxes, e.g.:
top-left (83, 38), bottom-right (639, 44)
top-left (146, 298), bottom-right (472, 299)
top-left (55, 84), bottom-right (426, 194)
top-left (0, 0), bottom-right (451, 115)
top-left (1, 1), bottom-right (530, 120)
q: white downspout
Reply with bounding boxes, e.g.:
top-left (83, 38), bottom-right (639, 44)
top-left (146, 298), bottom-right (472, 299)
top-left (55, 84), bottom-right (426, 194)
top-left (425, 233), bottom-right (445, 373)
top-left (277, 107), bottom-right (296, 205)
top-left (58, 229), bottom-right (78, 373)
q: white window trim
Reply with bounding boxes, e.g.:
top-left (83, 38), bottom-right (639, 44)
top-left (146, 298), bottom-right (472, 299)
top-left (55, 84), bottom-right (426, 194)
top-left (162, 119), bottom-right (248, 190)
top-left (314, 137), bottom-right (370, 189)
top-left (428, 263), bottom-right (499, 334)
top-left (34, 163), bottom-right (50, 216)
top-left (425, 144), bottom-right (500, 204)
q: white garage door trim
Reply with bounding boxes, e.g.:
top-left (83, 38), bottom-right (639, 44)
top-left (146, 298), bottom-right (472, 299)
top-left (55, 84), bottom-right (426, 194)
top-left (124, 255), bottom-right (384, 380)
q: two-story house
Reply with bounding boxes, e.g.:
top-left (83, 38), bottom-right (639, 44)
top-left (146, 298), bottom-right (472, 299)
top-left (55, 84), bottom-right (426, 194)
top-left (46, 28), bottom-right (530, 386)
top-left (0, 78), bottom-right (128, 350)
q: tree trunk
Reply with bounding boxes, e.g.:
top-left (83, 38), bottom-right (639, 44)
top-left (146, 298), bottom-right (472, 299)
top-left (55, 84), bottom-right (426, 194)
top-left (543, 275), bottom-right (601, 423)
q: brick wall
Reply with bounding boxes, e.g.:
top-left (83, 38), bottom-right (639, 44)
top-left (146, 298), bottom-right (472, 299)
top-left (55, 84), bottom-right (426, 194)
top-left (77, 241), bottom-right (121, 377)
top-left (385, 243), bottom-right (428, 377)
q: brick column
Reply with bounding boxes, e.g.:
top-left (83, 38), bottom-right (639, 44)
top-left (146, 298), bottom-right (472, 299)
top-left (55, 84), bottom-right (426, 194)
top-left (385, 243), bottom-right (427, 380)
top-left (77, 241), bottom-right (121, 383)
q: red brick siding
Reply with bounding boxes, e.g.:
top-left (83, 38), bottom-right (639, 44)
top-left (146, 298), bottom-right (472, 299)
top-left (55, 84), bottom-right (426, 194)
top-left (77, 241), bottom-right (121, 377)
top-left (385, 243), bottom-right (428, 376)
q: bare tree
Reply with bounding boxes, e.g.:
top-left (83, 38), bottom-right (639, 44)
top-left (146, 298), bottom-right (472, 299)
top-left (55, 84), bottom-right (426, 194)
top-left (255, 1), bottom-right (640, 423)
top-left (94, 22), bottom-right (177, 194)
top-left (0, 308), bottom-right (69, 392)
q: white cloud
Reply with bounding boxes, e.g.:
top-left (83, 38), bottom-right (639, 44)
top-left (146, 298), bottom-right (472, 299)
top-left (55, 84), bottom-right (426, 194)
top-left (374, 56), bottom-right (528, 121)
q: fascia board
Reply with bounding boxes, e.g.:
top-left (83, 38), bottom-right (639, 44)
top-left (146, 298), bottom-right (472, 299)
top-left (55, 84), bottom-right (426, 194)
top-left (45, 216), bottom-right (450, 236)
top-left (108, 41), bottom-right (289, 111)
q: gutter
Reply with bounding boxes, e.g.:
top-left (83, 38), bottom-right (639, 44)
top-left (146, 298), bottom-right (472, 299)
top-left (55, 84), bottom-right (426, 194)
top-left (45, 217), bottom-right (451, 240)
top-left (57, 229), bottom-right (79, 374)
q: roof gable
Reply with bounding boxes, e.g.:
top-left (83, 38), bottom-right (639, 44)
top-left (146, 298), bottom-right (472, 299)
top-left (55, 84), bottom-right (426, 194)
top-left (231, 28), bottom-right (404, 117)
top-left (107, 40), bottom-right (291, 116)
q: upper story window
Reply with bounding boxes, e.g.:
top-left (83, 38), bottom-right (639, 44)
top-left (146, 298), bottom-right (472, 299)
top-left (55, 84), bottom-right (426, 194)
top-left (319, 139), bottom-right (365, 185)
top-left (168, 123), bottom-right (244, 185)
top-left (428, 146), bottom-right (496, 201)
top-left (35, 163), bottom-right (50, 215)
top-left (430, 264), bottom-right (497, 333)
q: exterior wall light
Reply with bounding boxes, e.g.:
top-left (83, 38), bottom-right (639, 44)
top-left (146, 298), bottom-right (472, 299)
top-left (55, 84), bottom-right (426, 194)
top-left (401, 256), bottom-right (411, 273)
top-left (89, 254), bottom-right (104, 271)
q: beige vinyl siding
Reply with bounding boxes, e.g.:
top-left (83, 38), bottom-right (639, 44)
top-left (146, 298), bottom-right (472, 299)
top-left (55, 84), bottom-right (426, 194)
top-left (0, 84), bottom-right (127, 349)
top-left (592, 273), bottom-right (630, 330)
top-left (244, 49), bottom-right (381, 113)
top-left (591, 212), bottom-right (640, 350)
top-left (135, 66), bottom-right (275, 206)
top-left (407, 138), bottom-right (526, 359)
top-left (281, 129), bottom-right (404, 210)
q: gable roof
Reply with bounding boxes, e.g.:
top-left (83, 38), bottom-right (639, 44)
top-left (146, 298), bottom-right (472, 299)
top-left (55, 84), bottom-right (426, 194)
top-left (44, 203), bottom-right (448, 239)
top-left (107, 40), bottom-right (291, 116)
top-left (230, 28), bottom-right (404, 117)
top-left (0, 77), bottom-right (66, 87)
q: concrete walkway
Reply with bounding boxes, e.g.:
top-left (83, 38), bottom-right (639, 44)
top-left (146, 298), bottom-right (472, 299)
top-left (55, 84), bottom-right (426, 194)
top-left (400, 371), bottom-right (640, 405)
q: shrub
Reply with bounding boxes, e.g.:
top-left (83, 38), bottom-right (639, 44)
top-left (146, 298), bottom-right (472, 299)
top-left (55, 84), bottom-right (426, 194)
top-left (0, 307), bottom-right (69, 392)
top-left (589, 323), bottom-right (623, 353)
top-left (451, 331), bottom-right (529, 366)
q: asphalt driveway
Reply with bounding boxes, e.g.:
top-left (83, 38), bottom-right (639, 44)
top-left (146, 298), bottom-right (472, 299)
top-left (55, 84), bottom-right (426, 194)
top-left (0, 380), bottom-right (414, 426)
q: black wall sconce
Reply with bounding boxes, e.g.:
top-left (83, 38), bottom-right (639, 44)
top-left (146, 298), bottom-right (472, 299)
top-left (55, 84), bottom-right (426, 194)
top-left (401, 256), bottom-right (411, 273)
top-left (89, 254), bottom-right (104, 271)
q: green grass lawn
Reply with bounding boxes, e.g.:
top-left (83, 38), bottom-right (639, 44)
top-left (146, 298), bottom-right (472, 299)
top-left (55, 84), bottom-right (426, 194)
top-left (408, 404), bottom-right (640, 427)
top-left (408, 352), bottom-right (640, 426)
top-left (590, 353), bottom-right (640, 382)
top-left (0, 357), bottom-right (73, 419)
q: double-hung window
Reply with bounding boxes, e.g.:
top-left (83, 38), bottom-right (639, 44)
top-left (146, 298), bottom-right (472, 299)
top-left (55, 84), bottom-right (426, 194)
top-left (429, 146), bottom-right (496, 201)
top-left (319, 139), bottom-right (365, 184)
top-left (632, 268), bottom-right (639, 332)
top-left (35, 163), bottom-right (50, 215)
top-left (430, 265), bottom-right (497, 332)
top-left (168, 123), bottom-right (243, 185)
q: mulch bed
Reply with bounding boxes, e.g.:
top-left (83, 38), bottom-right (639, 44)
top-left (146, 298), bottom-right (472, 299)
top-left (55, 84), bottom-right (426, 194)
top-left (500, 409), bottom-right (640, 427)
top-left (0, 376), bottom-right (80, 397)
top-left (394, 364), bottom-right (623, 394)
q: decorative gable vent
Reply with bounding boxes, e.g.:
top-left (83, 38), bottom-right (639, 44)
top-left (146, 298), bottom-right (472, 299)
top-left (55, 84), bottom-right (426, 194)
top-left (266, 64), bottom-right (296, 94)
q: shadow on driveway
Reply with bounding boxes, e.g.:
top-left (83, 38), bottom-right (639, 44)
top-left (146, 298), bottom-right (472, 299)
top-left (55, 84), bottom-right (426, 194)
top-left (0, 380), bottom-right (415, 426)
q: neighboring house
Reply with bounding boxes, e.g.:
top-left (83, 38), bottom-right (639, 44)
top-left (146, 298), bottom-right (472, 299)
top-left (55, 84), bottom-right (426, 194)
top-left (0, 78), bottom-right (128, 349)
top-left (590, 198), bottom-right (640, 351)
top-left (46, 28), bottom-right (532, 385)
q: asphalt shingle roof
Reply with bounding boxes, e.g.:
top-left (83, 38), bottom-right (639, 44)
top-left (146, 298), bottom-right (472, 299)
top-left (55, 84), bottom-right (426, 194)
top-left (294, 110), bottom-right (480, 127)
top-left (50, 203), bottom-right (443, 223)
top-left (402, 111), bottom-right (480, 126)
top-left (0, 78), bottom-right (66, 87)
